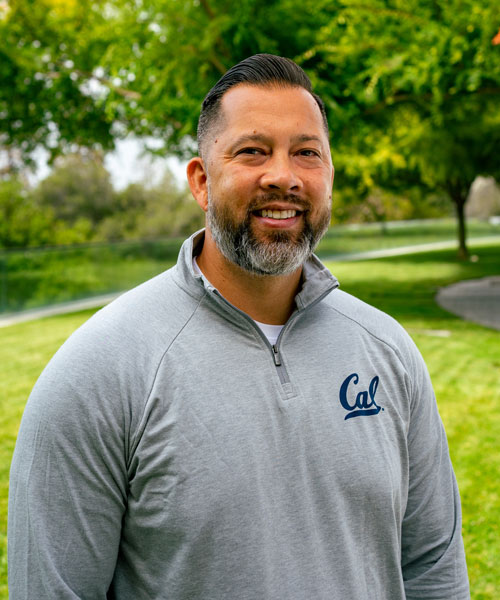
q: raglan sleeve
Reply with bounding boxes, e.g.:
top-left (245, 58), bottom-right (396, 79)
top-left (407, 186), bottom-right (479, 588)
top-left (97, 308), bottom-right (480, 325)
top-left (8, 327), bottom-right (131, 599)
top-left (401, 338), bottom-right (470, 599)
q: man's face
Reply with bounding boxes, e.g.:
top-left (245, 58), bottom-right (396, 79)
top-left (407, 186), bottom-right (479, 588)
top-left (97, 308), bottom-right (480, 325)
top-left (201, 84), bottom-right (334, 275)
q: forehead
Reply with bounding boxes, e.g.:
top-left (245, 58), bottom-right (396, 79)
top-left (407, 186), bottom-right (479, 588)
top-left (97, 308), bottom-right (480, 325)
top-left (217, 84), bottom-right (327, 141)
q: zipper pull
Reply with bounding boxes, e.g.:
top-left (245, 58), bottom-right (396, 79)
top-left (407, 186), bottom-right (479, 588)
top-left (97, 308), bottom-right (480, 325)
top-left (272, 345), bottom-right (282, 367)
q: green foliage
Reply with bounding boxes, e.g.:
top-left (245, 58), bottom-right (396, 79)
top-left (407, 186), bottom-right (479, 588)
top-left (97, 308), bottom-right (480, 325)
top-left (2, 0), bottom-right (500, 253)
top-left (6, 0), bottom-right (498, 159)
top-left (0, 154), bottom-right (204, 250)
top-left (0, 176), bottom-right (95, 247)
top-left (34, 154), bottom-right (115, 226)
top-left (0, 178), bottom-right (54, 247)
top-left (97, 170), bottom-right (204, 241)
top-left (311, 0), bottom-right (500, 254)
top-left (0, 238), bottom-right (182, 312)
top-left (0, 0), bottom-right (117, 169)
top-left (332, 186), bottom-right (452, 224)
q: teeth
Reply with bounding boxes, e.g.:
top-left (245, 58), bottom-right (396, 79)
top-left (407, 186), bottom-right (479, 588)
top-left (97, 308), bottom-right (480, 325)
top-left (260, 209), bottom-right (297, 219)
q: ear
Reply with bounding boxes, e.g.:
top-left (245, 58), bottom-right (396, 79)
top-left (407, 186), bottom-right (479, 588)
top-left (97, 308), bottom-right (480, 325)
top-left (187, 157), bottom-right (209, 212)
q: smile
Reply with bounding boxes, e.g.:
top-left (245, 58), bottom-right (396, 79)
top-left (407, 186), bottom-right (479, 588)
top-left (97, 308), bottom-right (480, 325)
top-left (257, 209), bottom-right (298, 219)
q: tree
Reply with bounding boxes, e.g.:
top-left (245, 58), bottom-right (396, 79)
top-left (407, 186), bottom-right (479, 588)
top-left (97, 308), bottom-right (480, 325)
top-left (1, 0), bottom-right (340, 161)
top-left (0, 178), bottom-right (53, 247)
top-left (0, 176), bottom-right (93, 247)
top-left (0, 0), bottom-right (131, 173)
top-left (309, 0), bottom-right (500, 258)
top-left (34, 153), bottom-right (115, 227)
top-left (96, 169), bottom-right (204, 241)
top-left (2, 0), bottom-right (500, 256)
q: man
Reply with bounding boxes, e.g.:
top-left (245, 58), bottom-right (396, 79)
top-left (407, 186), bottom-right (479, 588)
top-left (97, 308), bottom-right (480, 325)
top-left (9, 54), bottom-right (469, 599)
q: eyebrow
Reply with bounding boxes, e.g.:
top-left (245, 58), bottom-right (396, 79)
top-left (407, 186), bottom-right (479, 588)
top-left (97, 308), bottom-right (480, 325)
top-left (293, 134), bottom-right (323, 144)
top-left (229, 134), bottom-right (270, 151)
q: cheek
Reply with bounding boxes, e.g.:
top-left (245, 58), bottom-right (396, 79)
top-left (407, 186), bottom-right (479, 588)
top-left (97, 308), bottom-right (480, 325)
top-left (212, 169), bottom-right (253, 198)
top-left (309, 181), bottom-right (332, 206)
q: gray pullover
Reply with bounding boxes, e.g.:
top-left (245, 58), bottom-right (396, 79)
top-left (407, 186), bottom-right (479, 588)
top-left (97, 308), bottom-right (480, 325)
top-left (8, 230), bottom-right (469, 599)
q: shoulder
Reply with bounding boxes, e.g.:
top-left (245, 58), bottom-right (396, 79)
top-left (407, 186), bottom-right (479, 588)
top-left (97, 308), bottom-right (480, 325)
top-left (54, 266), bottom-right (200, 367)
top-left (322, 288), bottom-right (424, 375)
top-left (25, 265), bottom-right (205, 435)
top-left (85, 264), bottom-right (203, 345)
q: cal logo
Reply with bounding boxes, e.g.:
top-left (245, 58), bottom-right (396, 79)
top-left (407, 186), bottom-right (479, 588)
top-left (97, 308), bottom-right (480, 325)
top-left (339, 373), bottom-right (384, 420)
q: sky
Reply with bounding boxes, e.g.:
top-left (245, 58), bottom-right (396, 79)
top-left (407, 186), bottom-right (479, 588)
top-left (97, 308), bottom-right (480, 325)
top-left (31, 137), bottom-right (188, 190)
top-left (104, 138), bottom-right (188, 189)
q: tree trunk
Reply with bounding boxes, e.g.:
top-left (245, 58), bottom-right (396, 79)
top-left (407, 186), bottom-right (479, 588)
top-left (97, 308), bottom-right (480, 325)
top-left (447, 182), bottom-right (469, 261)
top-left (455, 195), bottom-right (468, 260)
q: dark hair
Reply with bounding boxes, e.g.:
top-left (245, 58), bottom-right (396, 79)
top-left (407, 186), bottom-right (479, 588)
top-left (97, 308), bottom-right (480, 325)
top-left (197, 54), bottom-right (329, 156)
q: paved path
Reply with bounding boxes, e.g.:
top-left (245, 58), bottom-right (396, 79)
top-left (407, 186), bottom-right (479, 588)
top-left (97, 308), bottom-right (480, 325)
top-left (321, 235), bottom-right (500, 262)
top-left (1, 236), bottom-right (499, 328)
top-left (0, 293), bottom-right (122, 328)
top-left (436, 276), bottom-right (500, 331)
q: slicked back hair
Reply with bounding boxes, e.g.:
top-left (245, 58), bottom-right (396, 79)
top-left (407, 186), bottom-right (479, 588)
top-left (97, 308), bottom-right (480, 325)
top-left (197, 54), bottom-right (329, 157)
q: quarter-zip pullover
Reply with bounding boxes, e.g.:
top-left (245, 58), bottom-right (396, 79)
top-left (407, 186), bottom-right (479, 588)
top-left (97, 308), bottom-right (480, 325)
top-left (8, 230), bottom-right (469, 599)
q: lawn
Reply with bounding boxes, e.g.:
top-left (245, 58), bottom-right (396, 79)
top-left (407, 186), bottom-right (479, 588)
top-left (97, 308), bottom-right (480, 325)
top-left (0, 240), bottom-right (499, 598)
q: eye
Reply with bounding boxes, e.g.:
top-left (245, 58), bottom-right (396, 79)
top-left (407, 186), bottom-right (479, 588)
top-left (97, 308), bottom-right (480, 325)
top-left (298, 149), bottom-right (320, 158)
top-left (236, 147), bottom-right (265, 156)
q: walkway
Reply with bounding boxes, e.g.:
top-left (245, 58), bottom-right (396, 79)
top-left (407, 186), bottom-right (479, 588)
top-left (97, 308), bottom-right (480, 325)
top-left (436, 276), bottom-right (500, 331)
top-left (321, 235), bottom-right (500, 262)
top-left (0, 293), bottom-right (121, 328)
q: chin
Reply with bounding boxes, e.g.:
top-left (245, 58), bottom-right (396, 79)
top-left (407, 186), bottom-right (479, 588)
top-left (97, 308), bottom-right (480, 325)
top-left (252, 225), bottom-right (301, 245)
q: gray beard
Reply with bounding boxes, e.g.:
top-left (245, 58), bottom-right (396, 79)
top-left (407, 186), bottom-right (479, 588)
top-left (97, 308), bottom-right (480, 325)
top-left (206, 193), bottom-right (330, 276)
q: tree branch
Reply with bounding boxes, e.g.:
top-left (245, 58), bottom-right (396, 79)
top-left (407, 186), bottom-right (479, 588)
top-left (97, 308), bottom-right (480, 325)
top-left (196, 0), bottom-right (232, 62)
top-left (364, 86), bottom-right (500, 115)
top-left (342, 3), bottom-right (429, 25)
top-left (199, 0), bottom-right (216, 20)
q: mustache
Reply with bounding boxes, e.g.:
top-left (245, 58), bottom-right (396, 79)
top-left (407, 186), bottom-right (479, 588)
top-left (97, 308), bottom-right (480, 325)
top-left (247, 193), bottom-right (311, 212)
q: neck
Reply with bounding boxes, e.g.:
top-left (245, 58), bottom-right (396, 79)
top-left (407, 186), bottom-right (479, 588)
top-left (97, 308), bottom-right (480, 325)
top-left (196, 230), bottom-right (303, 325)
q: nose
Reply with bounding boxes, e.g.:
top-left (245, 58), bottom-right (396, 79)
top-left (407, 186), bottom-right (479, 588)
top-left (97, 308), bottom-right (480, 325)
top-left (260, 153), bottom-right (303, 193)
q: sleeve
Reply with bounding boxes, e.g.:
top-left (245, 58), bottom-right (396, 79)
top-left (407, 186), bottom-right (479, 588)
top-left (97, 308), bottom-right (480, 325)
top-left (401, 340), bottom-right (470, 599)
top-left (8, 333), bottom-right (130, 599)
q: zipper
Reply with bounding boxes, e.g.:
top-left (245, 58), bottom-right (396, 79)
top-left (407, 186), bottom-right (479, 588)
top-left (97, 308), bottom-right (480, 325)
top-left (209, 283), bottom-right (335, 386)
top-left (272, 345), bottom-right (281, 366)
top-left (272, 343), bottom-right (290, 384)
top-left (210, 287), bottom-right (293, 384)
top-left (266, 283), bottom-right (336, 383)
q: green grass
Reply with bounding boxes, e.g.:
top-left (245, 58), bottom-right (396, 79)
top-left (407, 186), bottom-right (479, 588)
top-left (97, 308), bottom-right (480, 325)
top-left (1, 241), bottom-right (499, 597)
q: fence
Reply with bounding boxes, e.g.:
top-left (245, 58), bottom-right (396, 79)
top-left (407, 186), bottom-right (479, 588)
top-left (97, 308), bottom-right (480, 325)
top-left (0, 237), bottom-right (184, 314)
top-left (1, 218), bottom-right (499, 315)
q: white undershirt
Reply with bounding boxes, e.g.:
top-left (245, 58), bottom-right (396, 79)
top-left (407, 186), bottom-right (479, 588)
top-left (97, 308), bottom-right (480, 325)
top-left (193, 257), bottom-right (284, 345)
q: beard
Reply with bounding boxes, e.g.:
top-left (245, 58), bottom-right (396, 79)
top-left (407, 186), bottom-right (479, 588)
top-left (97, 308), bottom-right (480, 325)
top-left (206, 192), bottom-right (331, 276)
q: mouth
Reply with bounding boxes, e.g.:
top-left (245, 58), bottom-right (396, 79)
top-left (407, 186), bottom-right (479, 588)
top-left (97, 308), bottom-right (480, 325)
top-left (255, 209), bottom-right (301, 220)
top-left (250, 207), bottom-right (305, 232)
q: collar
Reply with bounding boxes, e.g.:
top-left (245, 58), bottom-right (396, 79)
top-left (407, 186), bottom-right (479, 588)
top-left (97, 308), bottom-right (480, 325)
top-left (172, 229), bottom-right (339, 312)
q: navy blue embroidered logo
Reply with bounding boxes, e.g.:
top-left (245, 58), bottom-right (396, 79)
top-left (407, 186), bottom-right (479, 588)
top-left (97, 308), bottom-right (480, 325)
top-left (339, 373), bottom-right (384, 420)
